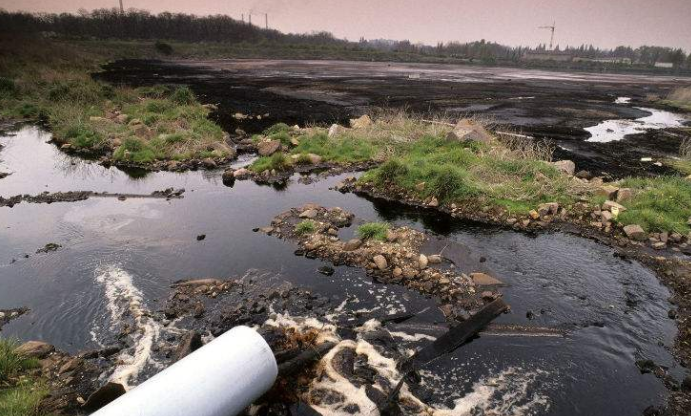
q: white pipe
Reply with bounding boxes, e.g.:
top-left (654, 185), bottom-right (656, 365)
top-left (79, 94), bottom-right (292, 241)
top-left (92, 326), bottom-right (277, 416)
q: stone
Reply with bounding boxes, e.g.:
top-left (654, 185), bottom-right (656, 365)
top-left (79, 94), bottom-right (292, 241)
top-left (299, 209), bottom-right (318, 219)
top-left (551, 160), bottom-right (576, 176)
top-left (349, 114), bottom-right (372, 129)
top-left (428, 197), bottom-right (439, 207)
top-left (15, 341), bottom-right (54, 359)
top-left (529, 210), bottom-right (540, 220)
top-left (115, 114), bottom-right (129, 124)
top-left (344, 239), bottom-right (363, 251)
top-left (221, 169), bottom-right (236, 186)
top-left (307, 153), bottom-right (323, 164)
top-left (537, 202), bottom-right (559, 217)
top-left (328, 124), bottom-right (347, 138)
top-left (575, 170), bottom-right (593, 180)
top-left (257, 140), bottom-right (281, 156)
top-left (652, 242), bottom-right (666, 250)
top-left (470, 272), bottom-right (504, 286)
top-left (373, 255), bottom-right (388, 270)
top-left (623, 224), bottom-right (647, 241)
top-left (202, 158), bottom-right (217, 168)
top-left (428, 254), bottom-right (443, 264)
top-left (82, 382), bottom-right (126, 412)
top-left (59, 357), bottom-right (82, 375)
top-left (418, 254), bottom-right (428, 269)
top-left (385, 230), bottom-right (398, 242)
top-left (602, 200), bottom-right (627, 213)
top-left (601, 210), bottom-right (613, 224)
top-left (174, 331), bottom-right (203, 361)
top-left (392, 267), bottom-right (403, 277)
top-left (290, 137), bottom-right (300, 146)
top-left (597, 185), bottom-right (620, 200)
top-left (446, 119), bottom-right (492, 144)
top-left (616, 188), bottom-right (633, 202)
top-left (233, 168), bottom-right (250, 179)
top-left (132, 124), bottom-right (153, 140)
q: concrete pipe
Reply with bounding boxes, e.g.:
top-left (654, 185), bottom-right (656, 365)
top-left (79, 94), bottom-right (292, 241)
top-left (92, 325), bottom-right (277, 416)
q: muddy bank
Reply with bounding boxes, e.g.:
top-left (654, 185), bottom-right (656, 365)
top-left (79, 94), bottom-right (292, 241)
top-left (97, 59), bottom-right (691, 178)
top-left (0, 188), bottom-right (185, 208)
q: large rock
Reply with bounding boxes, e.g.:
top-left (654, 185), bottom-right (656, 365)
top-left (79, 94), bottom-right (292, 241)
top-left (551, 160), bottom-right (576, 176)
top-left (174, 331), bottom-right (203, 361)
top-left (257, 139), bottom-right (281, 156)
top-left (616, 188), bottom-right (633, 202)
top-left (537, 202), bottom-right (559, 217)
top-left (221, 169), bottom-right (236, 186)
top-left (623, 224), bottom-right (647, 241)
top-left (373, 255), bottom-right (388, 270)
top-left (15, 341), bottom-right (54, 359)
top-left (602, 200), bottom-right (627, 213)
top-left (328, 124), bottom-right (347, 138)
top-left (299, 209), bottom-right (318, 219)
top-left (82, 382), bottom-right (126, 412)
top-left (233, 168), bottom-right (250, 179)
top-left (470, 272), bottom-right (504, 286)
top-left (445, 119), bottom-right (492, 144)
top-left (343, 239), bottom-right (362, 251)
top-left (597, 185), bottom-right (620, 200)
top-left (349, 115), bottom-right (372, 129)
top-left (418, 254), bottom-right (429, 270)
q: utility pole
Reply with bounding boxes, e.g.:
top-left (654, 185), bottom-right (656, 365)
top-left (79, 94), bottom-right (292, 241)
top-left (248, 13), bottom-right (252, 26)
top-left (265, 13), bottom-right (268, 30)
top-left (118, 0), bottom-right (124, 14)
top-left (538, 21), bottom-right (556, 50)
top-left (241, 13), bottom-right (244, 24)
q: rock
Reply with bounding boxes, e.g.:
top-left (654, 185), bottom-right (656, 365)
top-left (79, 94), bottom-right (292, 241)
top-left (15, 341), bottom-right (54, 359)
top-left (343, 239), bottom-right (362, 251)
top-left (233, 168), bottom-right (250, 179)
top-left (652, 242), bottom-right (666, 250)
top-left (221, 169), bottom-right (236, 186)
top-left (601, 210), bottom-right (613, 224)
top-left (418, 254), bottom-right (428, 269)
top-left (616, 188), bottom-right (632, 202)
top-left (428, 254), bottom-right (443, 264)
top-left (299, 209), bottom-right (318, 219)
top-left (172, 278), bottom-right (223, 288)
top-left (602, 200), bottom-right (627, 213)
top-left (575, 170), bottom-right (593, 180)
top-left (290, 137), bottom-right (300, 146)
top-left (373, 255), bottom-right (388, 270)
top-left (115, 114), bottom-right (129, 124)
top-left (529, 210), bottom-right (540, 220)
top-left (196, 234), bottom-right (206, 241)
top-left (623, 224), bottom-right (647, 241)
top-left (446, 119), bottom-right (492, 144)
top-left (166, 160), bottom-right (180, 170)
top-left (317, 266), bottom-right (335, 276)
top-left (132, 124), bottom-right (153, 140)
top-left (537, 202), bottom-right (559, 217)
top-left (202, 158), bottom-right (217, 169)
top-left (349, 115), bottom-right (372, 129)
top-left (82, 382), bottom-right (126, 412)
top-left (307, 153), bottom-right (323, 164)
top-left (598, 185), bottom-right (619, 200)
top-left (385, 230), bottom-right (398, 242)
top-left (257, 140), bottom-right (281, 156)
top-left (470, 272), bottom-right (504, 286)
top-left (174, 331), bottom-right (203, 361)
top-left (428, 197), bottom-right (439, 207)
top-left (551, 160), bottom-right (576, 176)
top-left (328, 124), bottom-right (346, 138)
top-left (393, 267), bottom-right (403, 277)
top-left (59, 357), bottom-right (82, 375)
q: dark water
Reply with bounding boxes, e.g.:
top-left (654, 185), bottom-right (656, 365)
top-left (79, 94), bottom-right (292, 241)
top-left (0, 125), bottom-right (684, 415)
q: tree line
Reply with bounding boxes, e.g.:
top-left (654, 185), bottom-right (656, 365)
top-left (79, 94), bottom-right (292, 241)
top-left (1, 9), bottom-right (689, 69)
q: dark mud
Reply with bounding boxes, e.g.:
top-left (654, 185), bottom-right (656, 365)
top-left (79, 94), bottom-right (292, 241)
top-left (97, 59), bottom-right (691, 178)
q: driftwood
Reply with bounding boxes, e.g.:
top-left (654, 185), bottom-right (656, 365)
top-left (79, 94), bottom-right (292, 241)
top-left (277, 342), bottom-right (336, 377)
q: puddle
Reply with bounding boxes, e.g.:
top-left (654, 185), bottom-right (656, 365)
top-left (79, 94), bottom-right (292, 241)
top-left (0, 125), bottom-right (686, 414)
top-left (585, 98), bottom-right (688, 143)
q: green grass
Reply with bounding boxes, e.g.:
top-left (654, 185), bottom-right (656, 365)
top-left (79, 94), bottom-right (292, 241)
top-left (295, 220), bottom-right (316, 235)
top-left (291, 131), bottom-right (379, 163)
top-left (0, 37), bottom-right (230, 164)
top-left (357, 222), bottom-right (390, 241)
top-left (617, 176), bottom-right (691, 233)
top-left (0, 339), bottom-right (46, 416)
top-left (250, 152), bottom-right (292, 173)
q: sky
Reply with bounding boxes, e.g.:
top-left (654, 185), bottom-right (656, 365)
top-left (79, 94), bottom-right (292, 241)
top-left (1, 0), bottom-right (690, 51)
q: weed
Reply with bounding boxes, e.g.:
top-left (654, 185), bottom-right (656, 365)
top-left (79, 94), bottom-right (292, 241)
top-left (357, 222), bottom-right (390, 241)
top-left (170, 86), bottom-right (196, 105)
top-left (250, 152), bottom-right (291, 173)
top-left (0, 339), bottom-right (39, 383)
top-left (618, 176), bottom-right (691, 233)
top-left (295, 220), bottom-right (316, 235)
top-left (263, 123), bottom-right (292, 136)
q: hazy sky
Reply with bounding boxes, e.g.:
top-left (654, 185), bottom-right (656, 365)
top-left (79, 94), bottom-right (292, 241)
top-left (2, 0), bottom-right (690, 51)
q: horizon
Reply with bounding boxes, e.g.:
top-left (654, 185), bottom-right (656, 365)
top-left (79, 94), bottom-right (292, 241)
top-left (1, 0), bottom-right (690, 52)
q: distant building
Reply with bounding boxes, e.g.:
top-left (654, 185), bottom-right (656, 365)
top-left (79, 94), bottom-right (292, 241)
top-left (654, 62), bottom-right (674, 68)
top-left (522, 51), bottom-right (573, 62)
top-left (572, 56), bottom-right (632, 65)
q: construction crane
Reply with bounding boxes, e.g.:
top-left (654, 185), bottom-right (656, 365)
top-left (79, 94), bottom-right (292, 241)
top-left (538, 21), bottom-right (556, 50)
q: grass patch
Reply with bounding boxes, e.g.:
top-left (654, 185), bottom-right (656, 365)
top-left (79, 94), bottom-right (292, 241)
top-left (0, 339), bottom-right (40, 383)
top-left (250, 152), bottom-right (292, 173)
top-left (617, 176), bottom-right (691, 234)
top-left (0, 339), bottom-right (46, 416)
top-left (661, 87), bottom-right (691, 112)
top-left (357, 222), bottom-right (390, 241)
top-left (295, 220), bottom-right (316, 235)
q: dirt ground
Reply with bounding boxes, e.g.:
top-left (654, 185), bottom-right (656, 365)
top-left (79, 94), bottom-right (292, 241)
top-left (97, 59), bottom-right (691, 178)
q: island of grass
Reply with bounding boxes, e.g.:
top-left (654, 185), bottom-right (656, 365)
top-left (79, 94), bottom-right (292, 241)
top-left (248, 113), bottom-right (691, 238)
top-left (0, 37), bottom-right (234, 169)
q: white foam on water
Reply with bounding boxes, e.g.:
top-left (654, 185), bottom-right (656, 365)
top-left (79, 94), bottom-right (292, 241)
top-left (95, 265), bottom-right (163, 389)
